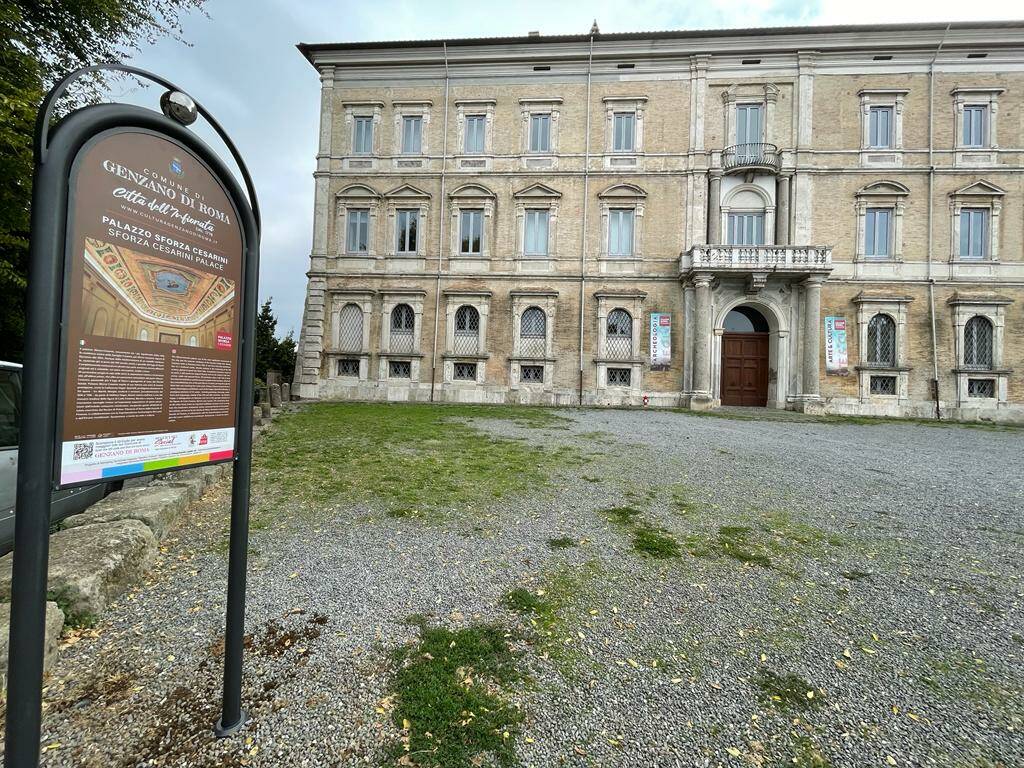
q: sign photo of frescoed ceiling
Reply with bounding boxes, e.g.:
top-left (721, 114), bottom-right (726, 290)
top-left (84, 237), bottom-right (235, 326)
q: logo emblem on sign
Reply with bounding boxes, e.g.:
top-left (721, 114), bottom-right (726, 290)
top-left (170, 157), bottom-right (183, 176)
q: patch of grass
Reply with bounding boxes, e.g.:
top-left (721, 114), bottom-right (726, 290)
top-left (754, 669), bottom-right (825, 713)
top-left (502, 588), bottom-right (556, 628)
top-left (388, 623), bottom-right (522, 767)
top-left (789, 735), bottom-right (833, 767)
top-left (601, 506), bottom-right (644, 528)
top-left (252, 402), bottom-right (575, 518)
top-left (715, 525), bottom-right (772, 568)
top-left (632, 525), bottom-right (682, 559)
top-left (841, 570), bottom-right (872, 581)
top-left (547, 536), bottom-right (577, 550)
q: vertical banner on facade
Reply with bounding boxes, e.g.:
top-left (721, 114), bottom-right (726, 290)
top-left (649, 312), bottom-right (671, 370)
top-left (824, 316), bottom-right (849, 374)
top-left (57, 130), bottom-right (244, 486)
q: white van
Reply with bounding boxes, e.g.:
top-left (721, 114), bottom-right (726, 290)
top-left (0, 361), bottom-right (117, 554)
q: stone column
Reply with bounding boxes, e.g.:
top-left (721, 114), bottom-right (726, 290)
top-left (776, 174), bottom-right (791, 245)
top-left (800, 277), bottom-right (824, 406)
top-left (707, 172), bottom-right (722, 245)
top-left (691, 274), bottom-right (714, 408)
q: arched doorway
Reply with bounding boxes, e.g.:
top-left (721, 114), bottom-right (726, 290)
top-left (720, 306), bottom-right (770, 406)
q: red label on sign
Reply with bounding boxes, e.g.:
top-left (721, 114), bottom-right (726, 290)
top-left (216, 331), bottom-right (233, 350)
top-left (659, 316), bottom-right (670, 326)
top-left (834, 320), bottom-right (846, 330)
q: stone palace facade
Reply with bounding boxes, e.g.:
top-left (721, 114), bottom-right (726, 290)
top-left (294, 21), bottom-right (1024, 422)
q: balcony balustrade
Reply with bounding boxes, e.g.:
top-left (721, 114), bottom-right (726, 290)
top-left (722, 142), bottom-right (781, 173)
top-left (681, 245), bottom-right (833, 279)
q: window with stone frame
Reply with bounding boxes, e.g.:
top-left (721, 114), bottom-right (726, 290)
top-left (598, 184), bottom-right (646, 266)
top-left (335, 184), bottom-right (381, 259)
top-left (382, 184), bottom-right (429, 262)
top-left (595, 290), bottom-right (645, 395)
top-left (948, 292), bottom-right (1011, 406)
top-left (854, 292), bottom-right (913, 402)
top-left (519, 98), bottom-right (562, 159)
top-left (602, 96), bottom-right (647, 156)
top-left (509, 291), bottom-right (557, 391)
top-left (513, 183), bottom-right (560, 265)
top-left (857, 90), bottom-right (907, 165)
top-left (352, 117), bottom-right (374, 155)
top-left (388, 360), bottom-right (412, 379)
top-left (455, 100), bottom-right (496, 158)
top-left (453, 362), bottom-right (477, 381)
top-left (519, 364), bottom-right (544, 383)
top-left (342, 101), bottom-right (384, 160)
top-left (448, 185), bottom-right (495, 263)
top-left (338, 358), bottom-right (360, 377)
top-left (952, 88), bottom-right (1003, 166)
top-left (949, 181), bottom-right (1004, 263)
top-left (519, 307), bottom-right (547, 358)
top-left (329, 290), bottom-right (373, 383)
top-left (443, 291), bottom-right (490, 385)
top-left (391, 100), bottom-right (431, 159)
top-left (854, 181), bottom-right (907, 262)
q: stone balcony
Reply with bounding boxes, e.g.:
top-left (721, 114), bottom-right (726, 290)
top-left (681, 245), bottom-right (833, 288)
top-left (722, 142), bottom-right (781, 174)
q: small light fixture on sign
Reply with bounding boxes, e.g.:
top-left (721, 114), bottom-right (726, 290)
top-left (161, 90), bottom-right (198, 126)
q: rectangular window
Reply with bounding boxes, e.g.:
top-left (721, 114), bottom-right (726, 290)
top-left (607, 367), bottom-right (632, 387)
top-left (453, 362), bottom-right (477, 381)
top-left (959, 208), bottom-right (988, 259)
top-left (868, 106), bottom-right (893, 148)
top-left (967, 378), bottom-right (995, 398)
top-left (338, 358), bottom-right (360, 377)
top-left (459, 209), bottom-right (483, 255)
top-left (727, 213), bottom-right (765, 246)
top-left (524, 209), bottom-right (549, 257)
top-left (464, 115), bottom-right (486, 154)
top-left (388, 360), bottom-right (412, 379)
top-left (401, 116), bottom-right (422, 154)
top-left (612, 112), bottom-right (635, 152)
top-left (529, 114), bottom-right (551, 152)
top-left (346, 209), bottom-right (369, 253)
top-left (736, 104), bottom-right (763, 146)
top-left (869, 375), bottom-right (897, 396)
top-left (396, 209), bottom-right (419, 254)
top-left (864, 208), bottom-right (892, 258)
top-left (963, 105), bottom-right (987, 147)
top-left (520, 364), bottom-right (544, 383)
top-left (352, 117), bottom-right (373, 155)
top-left (607, 208), bottom-right (635, 256)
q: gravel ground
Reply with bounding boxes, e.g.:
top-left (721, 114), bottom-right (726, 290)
top-left (23, 406), bottom-right (1024, 768)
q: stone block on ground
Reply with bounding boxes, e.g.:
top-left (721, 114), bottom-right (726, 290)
top-left (151, 467), bottom-right (208, 501)
top-left (0, 520), bottom-right (157, 622)
top-left (252, 405), bottom-right (263, 425)
top-left (62, 485), bottom-right (191, 540)
top-left (270, 383), bottom-right (282, 407)
top-left (282, 383), bottom-right (290, 402)
top-left (0, 601), bottom-right (65, 680)
top-left (260, 401), bottom-right (272, 418)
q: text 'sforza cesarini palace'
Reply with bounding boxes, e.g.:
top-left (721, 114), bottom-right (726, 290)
top-left (294, 21), bottom-right (1024, 422)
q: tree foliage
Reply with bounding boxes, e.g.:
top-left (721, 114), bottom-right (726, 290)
top-left (0, 0), bottom-right (206, 362)
top-left (255, 297), bottom-right (296, 384)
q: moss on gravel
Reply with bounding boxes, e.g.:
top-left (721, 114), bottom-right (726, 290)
top-left (388, 621), bottom-right (522, 767)
top-left (754, 669), bottom-right (825, 713)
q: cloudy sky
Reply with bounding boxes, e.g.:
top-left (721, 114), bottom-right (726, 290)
top-left (122, 0), bottom-right (1022, 337)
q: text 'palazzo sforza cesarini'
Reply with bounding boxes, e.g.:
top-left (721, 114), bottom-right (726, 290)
top-left (294, 21), bottom-right (1024, 423)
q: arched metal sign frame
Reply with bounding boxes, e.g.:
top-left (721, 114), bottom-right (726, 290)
top-left (5, 65), bottom-right (260, 768)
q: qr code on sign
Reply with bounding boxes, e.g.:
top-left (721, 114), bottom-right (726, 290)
top-left (73, 442), bottom-right (94, 460)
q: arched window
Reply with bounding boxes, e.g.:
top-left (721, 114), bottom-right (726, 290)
top-left (390, 304), bottom-right (415, 353)
top-left (188, 335), bottom-right (198, 347)
top-left (520, 307), bottom-right (546, 357)
top-left (139, 328), bottom-right (149, 342)
top-left (606, 309), bottom-right (632, 359)
top-left (91, 309), bottom-right (109, 335)
top-left (964, 315), bottom-right (993, 370)
top-left (866, 314), bottom-right (896, 366)
top-left (337, 303), bottom-right (363, 352)
top-left (454, 305), bottom-right (480, 354)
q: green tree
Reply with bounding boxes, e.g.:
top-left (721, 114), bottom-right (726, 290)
top-left (255, 297), bottom-right (295, 384)
top-left (0, 0), bottom-right (206, 362)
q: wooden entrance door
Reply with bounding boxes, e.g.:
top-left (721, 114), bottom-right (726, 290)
top-left (720, 332), bottom-right (769, 406)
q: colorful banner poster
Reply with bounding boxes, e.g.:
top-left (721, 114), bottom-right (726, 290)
top-left (58, 130), bottom-right (245, 486)
top-left (824, 316), bottom-right (849, 374)
top-left (650, 312), bottom-right (672, 369)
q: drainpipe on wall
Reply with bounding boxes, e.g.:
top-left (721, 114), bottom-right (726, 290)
top-left (577, 33), bottom-right (595, 406)
top-left (429, 42), bottom-right (451, 403)
top-left (926, 24), bottom-right (951, 420)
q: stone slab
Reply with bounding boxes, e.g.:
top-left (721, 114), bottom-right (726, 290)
top-left (0, 520), bottom-right (157, 621)
top-left (0, 601), bottom-right (64, 680)
top-left (62, 485), bottom-right (190, 540)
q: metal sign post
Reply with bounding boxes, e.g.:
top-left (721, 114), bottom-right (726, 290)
top-left (4, 65), bottom-right (261, 767)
